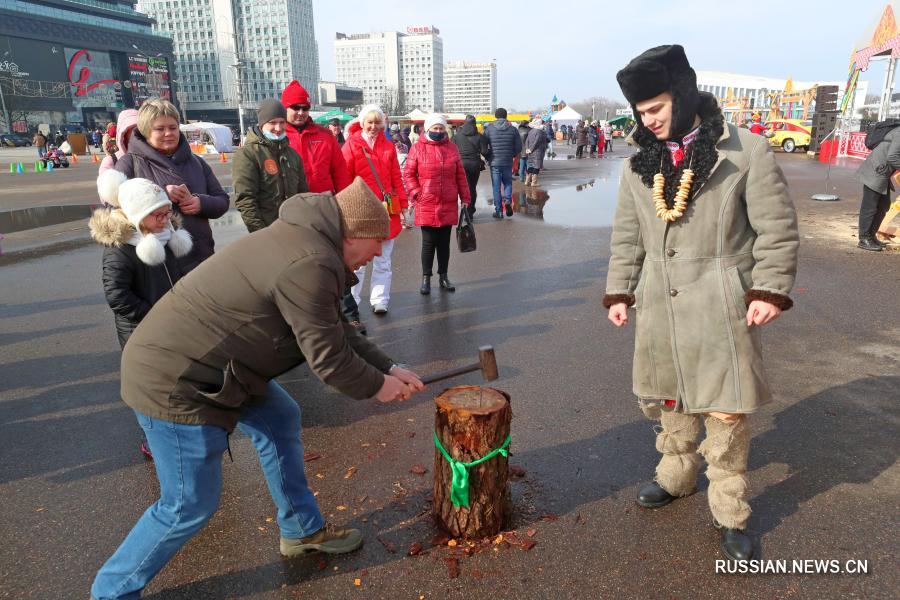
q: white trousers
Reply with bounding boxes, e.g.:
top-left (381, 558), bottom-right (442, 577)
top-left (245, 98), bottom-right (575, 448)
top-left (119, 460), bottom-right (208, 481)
top-left (352, 238), bottom-right (394, 307)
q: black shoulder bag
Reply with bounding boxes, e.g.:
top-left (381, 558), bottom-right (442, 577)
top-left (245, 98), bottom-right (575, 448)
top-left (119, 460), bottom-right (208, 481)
top-left (456, 205), bottom-right (476, 253)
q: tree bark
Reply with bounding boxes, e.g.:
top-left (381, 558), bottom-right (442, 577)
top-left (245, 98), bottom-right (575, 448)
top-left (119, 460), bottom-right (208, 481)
top-left (433, 385), bottom-right (511, 538)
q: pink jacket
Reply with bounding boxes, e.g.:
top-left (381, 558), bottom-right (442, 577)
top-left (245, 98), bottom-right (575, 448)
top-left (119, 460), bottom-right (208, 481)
top-left (98, 110), bottom-right (139, 175)
top-left (403, 134), bottom-right (471, 228)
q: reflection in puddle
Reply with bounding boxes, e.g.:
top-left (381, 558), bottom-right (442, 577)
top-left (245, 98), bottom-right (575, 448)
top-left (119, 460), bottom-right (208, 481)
top-left (477, 173), bottom-right (622, 228)
top-left (0, 204), bottom-right (100, 234)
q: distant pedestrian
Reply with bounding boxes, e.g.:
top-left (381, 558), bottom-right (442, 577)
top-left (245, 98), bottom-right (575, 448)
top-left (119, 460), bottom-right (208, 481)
top-left (233, 99), bottom-right (309, 233)
top-left (404, 113), bottom-right (471, 295)
top-left (604, 122), bottom-right (613, 152)
top-left (575, 120), bottom-right (587, 158)
top-left (544, 120), bottom-right (555, 157)
top-left (587, 122), bottom-right (599, 158)
top-left (101, 124), bottom-right (116, 157)
top-left (524, 117), bottom-right (549, 186)
top-left (483, 108), bottom-right (523, 218)
top-left (98, 109), bottom-right (138, 175)
top-left (409, 124), bottom-right (421, 146)
top-left (32, 130), bottom-right (47, 158)
top-left (328, 117), bottom-right (346, 146)
top-left (516, 120), bottom-right (530, 182)
top-left (453, 114), bottom-right (490, 216)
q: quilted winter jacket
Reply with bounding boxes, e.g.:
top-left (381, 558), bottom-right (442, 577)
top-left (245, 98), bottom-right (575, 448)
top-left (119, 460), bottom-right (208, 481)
top-left (342, 122), bottom-right (408, 240)
top-left (285, 120), bottom-right (352, 194)
top-left (403, 134), bottom-right (472, 227)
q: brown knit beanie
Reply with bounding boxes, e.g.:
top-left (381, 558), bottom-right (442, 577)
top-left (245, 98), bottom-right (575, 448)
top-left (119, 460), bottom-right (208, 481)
top-left (334, 177), bottom-right (390, 239)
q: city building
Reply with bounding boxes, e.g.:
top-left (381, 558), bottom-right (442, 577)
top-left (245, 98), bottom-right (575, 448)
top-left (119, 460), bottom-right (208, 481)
top-left (318, 81), bottom-right (363, 110)
top-left (140, 0), bottom-right (319, 127)
top-left (334, 26), bottom-right (443, 113)
top-left (0, 0), bottom-right (176, 134)
top-left (696, 71), bottom-right (869, 119)
top-left (443, 61), bottom-right (496, 115)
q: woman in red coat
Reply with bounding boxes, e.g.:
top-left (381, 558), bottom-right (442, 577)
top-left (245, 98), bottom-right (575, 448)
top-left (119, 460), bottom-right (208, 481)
top-left (342, 104), bottom-right (408, 314)
top-left (403, 113), bottom-right (472, 295)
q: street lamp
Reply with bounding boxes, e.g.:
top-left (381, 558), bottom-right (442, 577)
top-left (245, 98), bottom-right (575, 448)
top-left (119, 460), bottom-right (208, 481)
top-left (0, 50), bottom-right (13, 134)
top-left (231, 60), bottom-right (245, 145)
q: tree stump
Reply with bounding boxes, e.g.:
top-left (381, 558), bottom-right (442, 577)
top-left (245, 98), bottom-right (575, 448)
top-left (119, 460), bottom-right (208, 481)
top-left (433, 385), bottom-right (512, 539)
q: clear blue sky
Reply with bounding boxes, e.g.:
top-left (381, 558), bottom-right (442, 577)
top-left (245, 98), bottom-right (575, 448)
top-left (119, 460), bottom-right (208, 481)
top-left (313, 0), bottom-right (891, 109)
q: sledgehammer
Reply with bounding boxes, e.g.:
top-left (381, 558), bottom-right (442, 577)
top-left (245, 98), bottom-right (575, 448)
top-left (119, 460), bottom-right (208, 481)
top-left (420, 345), bottom-right (499, 385)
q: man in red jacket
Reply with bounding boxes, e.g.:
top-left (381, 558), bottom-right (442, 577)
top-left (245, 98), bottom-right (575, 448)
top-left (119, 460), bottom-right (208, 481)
top-left (281, 80), bottom-right (362, 330)
top-left (281, 81), bottom-right (352, 194)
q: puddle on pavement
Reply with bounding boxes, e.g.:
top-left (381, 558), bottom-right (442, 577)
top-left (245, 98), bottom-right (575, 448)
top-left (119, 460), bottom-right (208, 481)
top-left (477, 174), bottom-right (621, 228)
top-left (0, 204), bottom-right (100, 234)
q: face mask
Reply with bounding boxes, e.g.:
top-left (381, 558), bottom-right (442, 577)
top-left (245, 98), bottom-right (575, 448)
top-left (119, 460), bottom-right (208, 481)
top-left (263, 130), bottom-right (286, 141)
top-left (428, 131), bottom-right (446, 142)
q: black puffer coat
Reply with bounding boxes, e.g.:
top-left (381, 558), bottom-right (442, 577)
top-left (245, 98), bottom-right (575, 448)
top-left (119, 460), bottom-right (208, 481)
top-left (453, 118), bottom-right (490, 166)
top-left (89, 208), bottom-right (189, 348)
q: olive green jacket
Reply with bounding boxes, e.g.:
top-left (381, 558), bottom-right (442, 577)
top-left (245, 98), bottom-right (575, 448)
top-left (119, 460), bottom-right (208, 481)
top-left (605, 123), bottom-right (799, 417)
top-left (121, 193), bottom-right (393, 431)
top-left (233, 126), bottom-right (309, 232)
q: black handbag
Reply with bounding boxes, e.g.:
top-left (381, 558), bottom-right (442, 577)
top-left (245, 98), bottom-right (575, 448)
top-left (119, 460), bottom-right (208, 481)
top-left (456, 205), bottom-right (476, 253)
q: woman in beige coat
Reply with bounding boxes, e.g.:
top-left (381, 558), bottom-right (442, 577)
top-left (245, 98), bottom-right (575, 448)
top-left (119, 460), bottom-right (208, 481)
top-left (604, 45), bottom-right (799, 562)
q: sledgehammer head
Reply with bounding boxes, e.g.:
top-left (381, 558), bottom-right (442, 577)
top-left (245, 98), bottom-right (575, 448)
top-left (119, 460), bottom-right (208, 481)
top-left (478, 345), bottom-right (498, 381)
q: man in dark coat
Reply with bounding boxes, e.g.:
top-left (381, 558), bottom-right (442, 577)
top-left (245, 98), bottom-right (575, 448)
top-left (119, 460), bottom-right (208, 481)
top-left (91, 178), bottom-right (426, 599)
top-left (452, 114), bottom-right (490, 215)
top-left (484, 107), bottom-right (523, 219)
top-left (854, 126), bottom-right (900, 251)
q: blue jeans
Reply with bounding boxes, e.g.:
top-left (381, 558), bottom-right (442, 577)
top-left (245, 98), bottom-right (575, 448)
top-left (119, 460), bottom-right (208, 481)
top-left (519, 156), bottom-right (528, 182)
top-left (490, 165), bottom-right (513, 214)
top-left (91, 381), bottom-right (324, 600)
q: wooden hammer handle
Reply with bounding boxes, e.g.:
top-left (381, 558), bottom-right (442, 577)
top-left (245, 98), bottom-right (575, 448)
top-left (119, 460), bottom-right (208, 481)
top-left (420, 362), bottom-right (480, 385)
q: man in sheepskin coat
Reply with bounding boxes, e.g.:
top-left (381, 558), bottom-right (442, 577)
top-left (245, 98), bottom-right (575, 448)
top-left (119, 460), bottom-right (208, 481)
top-left (603, 45), bottom-right (799, 561)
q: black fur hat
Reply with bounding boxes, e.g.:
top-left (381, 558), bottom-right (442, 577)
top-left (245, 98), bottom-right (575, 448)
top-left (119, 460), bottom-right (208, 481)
top-left (616, 44), bottom-right (700, 140)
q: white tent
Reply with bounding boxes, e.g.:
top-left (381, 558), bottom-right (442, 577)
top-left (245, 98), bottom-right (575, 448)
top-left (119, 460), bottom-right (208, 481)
top-left (550, 106), bottom-right (583, 127)
top-left (180, 122), bottom-right (233, 153)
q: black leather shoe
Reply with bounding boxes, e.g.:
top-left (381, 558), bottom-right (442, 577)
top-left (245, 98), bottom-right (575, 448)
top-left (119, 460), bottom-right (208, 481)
top-left (492, 211), bottom-right (503, 219)
top-left (420, 276), bottom-right (431, 295)
top-left (505, 202), bottom-right (513, 217)
top-left (636, 482), bottom-right (677, 508)
top-left (438, 275), bottom-right (455, 292)
top-left (719, 527), bottom-right (754, 561)
top-left (857, 236), bottom-right (883, 251)
top-left (466, 203), bottom-right (476, 217)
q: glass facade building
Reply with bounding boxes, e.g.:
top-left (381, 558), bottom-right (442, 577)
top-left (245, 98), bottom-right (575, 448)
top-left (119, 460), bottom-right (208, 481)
top-left (0, 0), bottom-right (176, 133)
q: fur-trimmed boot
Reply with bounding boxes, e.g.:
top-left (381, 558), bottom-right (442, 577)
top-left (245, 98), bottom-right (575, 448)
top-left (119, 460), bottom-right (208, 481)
top-left (652, 409), bottom-right (703, 499)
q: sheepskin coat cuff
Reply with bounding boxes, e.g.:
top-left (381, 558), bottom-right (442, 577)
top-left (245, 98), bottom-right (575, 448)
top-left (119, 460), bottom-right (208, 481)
top-left (603, 293), bottom-right (636, 309)
top-left (745, 289), bottom-right (793, 311)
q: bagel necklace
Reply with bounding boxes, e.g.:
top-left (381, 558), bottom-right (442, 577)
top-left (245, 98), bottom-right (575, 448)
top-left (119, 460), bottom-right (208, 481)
top-left (652, 127), bottom-right (699, 223)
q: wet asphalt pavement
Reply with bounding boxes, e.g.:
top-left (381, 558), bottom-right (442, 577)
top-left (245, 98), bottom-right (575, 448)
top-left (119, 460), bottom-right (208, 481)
top-left (0, 145), bottom-right (897, 599)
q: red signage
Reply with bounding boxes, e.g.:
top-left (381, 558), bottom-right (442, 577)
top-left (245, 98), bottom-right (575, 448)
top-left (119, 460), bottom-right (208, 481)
top-left (67, 49), bottom-right (117, 97)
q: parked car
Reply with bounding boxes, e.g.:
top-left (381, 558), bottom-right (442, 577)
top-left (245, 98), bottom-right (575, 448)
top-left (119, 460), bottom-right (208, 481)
top-left (765, 119), bottom-right (812, 153)
top-left (0, 134), bottom-right (31, 147)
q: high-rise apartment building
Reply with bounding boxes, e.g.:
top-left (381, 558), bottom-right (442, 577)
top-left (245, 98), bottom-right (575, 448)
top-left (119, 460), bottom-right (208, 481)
top-left (140, 0), bottom-right (319, 125)
top-left (334, 26), bottom-right (443, 113)
top-left (443, 61), bottom-right (496, 115)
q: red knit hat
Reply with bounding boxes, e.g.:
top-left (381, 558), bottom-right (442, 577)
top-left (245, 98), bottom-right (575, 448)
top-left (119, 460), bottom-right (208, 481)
top-left (281, 80), bottom-right (310, 107)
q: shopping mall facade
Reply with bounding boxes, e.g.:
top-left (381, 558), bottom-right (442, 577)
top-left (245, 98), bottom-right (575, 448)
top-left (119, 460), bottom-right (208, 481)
top-left (0, 0), bottom-right (176, 135)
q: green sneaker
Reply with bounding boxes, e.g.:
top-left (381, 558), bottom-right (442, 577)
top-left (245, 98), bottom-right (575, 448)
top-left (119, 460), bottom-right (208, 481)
top-left (280, 523), bottom-right (363, 557)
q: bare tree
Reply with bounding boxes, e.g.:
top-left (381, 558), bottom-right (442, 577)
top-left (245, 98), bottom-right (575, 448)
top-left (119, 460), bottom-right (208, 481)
top-left (568, 96), bottom-right (628, 121)
top-left (380, 86), bottom-right (405, 116)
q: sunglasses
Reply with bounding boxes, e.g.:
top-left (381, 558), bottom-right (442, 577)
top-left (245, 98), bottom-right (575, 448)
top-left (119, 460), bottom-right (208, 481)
top-left (289, 104), bottom-right (311, 112)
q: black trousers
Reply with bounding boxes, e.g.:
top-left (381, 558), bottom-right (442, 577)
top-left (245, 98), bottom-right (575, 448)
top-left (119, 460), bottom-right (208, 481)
top-left (341, 290), bottom-right (360, 321)
top-left (462, 161), bottom-right (480, 206)
top-left (421, 225), bottom-right (451, 276)
top-left (859, 185), bottom-right (891, 238)
top-left (576, 144), bottom-right (585, 158)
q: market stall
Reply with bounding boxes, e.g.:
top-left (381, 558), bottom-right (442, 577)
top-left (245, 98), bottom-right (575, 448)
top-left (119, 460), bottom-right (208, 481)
top-left (180, 122), bottom-right (233, 154)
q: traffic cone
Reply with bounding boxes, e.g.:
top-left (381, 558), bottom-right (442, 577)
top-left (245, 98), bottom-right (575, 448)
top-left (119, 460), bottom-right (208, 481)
top-left (219, 152), bottom-right (227, 163)
top-left (16, 162), bottom-right (23, 173)
top-left (8, 163), bottom-right (13, 174)
top-left (33, 161), bottom-right (40, 172)
top-left (71, 153), bottom-right (78, 164)
top-left (47, 161), bottom-right (54, 172)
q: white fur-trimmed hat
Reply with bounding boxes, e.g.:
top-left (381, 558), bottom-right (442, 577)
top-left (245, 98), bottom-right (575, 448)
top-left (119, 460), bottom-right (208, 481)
top-left (97, 170), bottom-right (171, 230)
top-left (357, 104), bottom-right (385, 126)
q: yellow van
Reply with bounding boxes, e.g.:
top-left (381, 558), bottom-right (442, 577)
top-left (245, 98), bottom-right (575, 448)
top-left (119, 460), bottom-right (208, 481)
top-left (765, 119), bottom-right (812, 153)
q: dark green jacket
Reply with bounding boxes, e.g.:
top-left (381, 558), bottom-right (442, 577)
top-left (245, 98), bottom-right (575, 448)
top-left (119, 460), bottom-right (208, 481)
top-left (120, 193), bottom-right (394, 431)
top-left (233, 126), bottom-right (309, 232)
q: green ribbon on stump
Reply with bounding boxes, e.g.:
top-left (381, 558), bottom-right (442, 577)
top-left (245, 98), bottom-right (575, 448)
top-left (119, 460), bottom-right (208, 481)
top-left (433, 431), bottom-right (511, 508)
